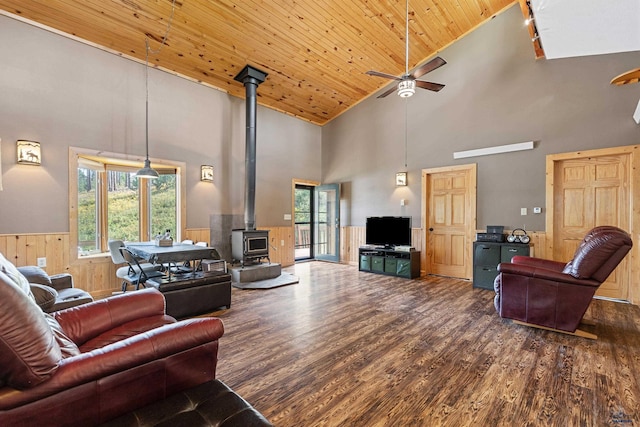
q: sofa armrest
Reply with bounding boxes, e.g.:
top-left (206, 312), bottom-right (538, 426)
top-left (53, 288), bottom-right (170, 345)
top-left (509, 256), bottom-right (566, 272)
top-left (497, 262), bottom-right (600, 287)
top-left (0, 317), bottom-right (223, 411)
top-left (49, 273), bottom-right (73, 292)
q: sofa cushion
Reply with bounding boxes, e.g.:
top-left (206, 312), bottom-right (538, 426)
top-left (0, 270), bottom-right (61, 389)
top-left (0, 252), bottom-right (34, 301)
top-left (30, 283), bottom-right (59, 311)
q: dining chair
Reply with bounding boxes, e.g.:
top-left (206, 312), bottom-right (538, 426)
top-left (108, 240), bottom-right (163, 292)
top-left (119, 247), bottom-right (165, 292)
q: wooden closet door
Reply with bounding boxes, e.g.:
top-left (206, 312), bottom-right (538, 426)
top-left (553, 154), bottom-right (630, 300)
top-left (424, 165), bottom-right (476, 280)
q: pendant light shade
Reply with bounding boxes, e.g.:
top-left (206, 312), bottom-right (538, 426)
top-left (136, 158), bottom-right (159, 179)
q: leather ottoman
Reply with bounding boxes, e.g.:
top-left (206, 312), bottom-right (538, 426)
top-left (101, 379), bottom-right (272, 426)
top-left (146, 271), bottom-right (232, 318)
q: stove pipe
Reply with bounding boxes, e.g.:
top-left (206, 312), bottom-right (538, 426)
top-left (234, 65), bottom-right (268, 231)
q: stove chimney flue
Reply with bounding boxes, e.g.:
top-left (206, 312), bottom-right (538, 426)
top-left (234, 65), bottom-right (268, 231)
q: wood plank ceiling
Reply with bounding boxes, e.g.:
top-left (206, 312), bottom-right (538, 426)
top-left (0, 0), bottom-right (516, 125)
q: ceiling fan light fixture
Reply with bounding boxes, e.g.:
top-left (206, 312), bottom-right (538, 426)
top-left (398, 80), bottom-right (416, 98)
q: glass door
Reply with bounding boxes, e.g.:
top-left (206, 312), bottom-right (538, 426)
top-left (314, 184), bottom-right (340, 262)
top-left (294, 185), bottom-right (313, 261)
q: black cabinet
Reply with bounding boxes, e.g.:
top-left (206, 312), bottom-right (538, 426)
top-left (473, 241), bottom-right (530, 290)
top-left (359, 247), bottom-right (420, 279)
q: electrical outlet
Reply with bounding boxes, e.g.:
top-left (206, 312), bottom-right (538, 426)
top-left (37, 257), bottom-right (46, 268)
top-left (281, 239), bottom-right (285, 246)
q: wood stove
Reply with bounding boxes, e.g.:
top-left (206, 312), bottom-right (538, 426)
top-left (230, 66), bottom-right (271, 268)
top-left (231, 229), bottom-right (270, 266)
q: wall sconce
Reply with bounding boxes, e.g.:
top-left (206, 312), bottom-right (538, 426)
top-left (16, 140), bottom-right (41, 165)
top-left (396, 172), bottom-right (407, 186)
top-left (201, 165), bottom-right (214, 182)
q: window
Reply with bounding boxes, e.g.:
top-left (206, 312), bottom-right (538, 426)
top-left (72, 148), bottom-right (184, 258)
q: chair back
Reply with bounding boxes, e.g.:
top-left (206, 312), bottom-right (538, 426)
top-left (563, 226), bottom-right (633, 282)
top-left (120, 247), bottom-right (149, 280)
top-left (109, 240), bottom-right (126, 264)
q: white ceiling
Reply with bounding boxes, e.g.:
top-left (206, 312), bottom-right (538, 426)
top-left (533, 0), bottom-right (640, 59)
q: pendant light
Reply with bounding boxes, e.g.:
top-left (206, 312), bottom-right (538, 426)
top-left (135, 0), bottom-right (177, 179)
top-left (135, 38), bottom-right (159, 179)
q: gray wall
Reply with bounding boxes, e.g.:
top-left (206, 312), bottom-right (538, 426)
top-left (322, 5), bottom-right (640, 231)
top-left (0, 15), bottom-right (322, 234)
top-left (2, 6), bottom-right (639, 236)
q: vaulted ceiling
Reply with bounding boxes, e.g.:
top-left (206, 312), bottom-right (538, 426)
top-left (0, 0), bottom-right (517, 125)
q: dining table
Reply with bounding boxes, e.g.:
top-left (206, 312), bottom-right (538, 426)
top-left (125, 242), bottom-right (218, 281)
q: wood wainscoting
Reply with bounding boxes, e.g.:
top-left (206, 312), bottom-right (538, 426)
top-left (0, 227), bottom-right (544, 298)
top-left (0, 227), bottom-right (296, 299)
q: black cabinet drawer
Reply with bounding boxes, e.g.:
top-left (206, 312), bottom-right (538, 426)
top-left (500, 245), bottom-right (530, 263)
top-left (473, 266), bottom-right (499, 290)
top-left (474, 243), bottom-right (500, 265)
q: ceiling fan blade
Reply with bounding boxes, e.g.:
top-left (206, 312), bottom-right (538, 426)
top-left (610, 67), bottom-right (640, 85)
top-left (415, 80), bottom-right (445, 92)
top-left (377, 85), bottom-right (399, 98)
top-left (411, 57), bottom-right (447, 79)
top-left (366, 70), bottom-right (402, 81)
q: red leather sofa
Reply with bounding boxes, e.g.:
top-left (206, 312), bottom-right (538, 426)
top-left (0, 266), bottom-right (224, 427)
top-left (494, 226), bottom-right (632, 338)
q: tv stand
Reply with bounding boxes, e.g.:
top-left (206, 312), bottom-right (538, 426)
top-left (358, 247), bottom-right (420, 279)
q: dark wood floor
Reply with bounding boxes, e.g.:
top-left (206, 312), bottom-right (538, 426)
top-left (209, 262), bottom-right (640, 426)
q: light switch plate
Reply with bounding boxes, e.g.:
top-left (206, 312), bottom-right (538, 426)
top-left (520, 207), bottom-right (527, 215)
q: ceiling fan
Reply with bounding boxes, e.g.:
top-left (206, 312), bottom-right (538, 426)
top-left (610, 68), bottom-right (640, 86)
top-left (366, 0), bottom-right (446, 98)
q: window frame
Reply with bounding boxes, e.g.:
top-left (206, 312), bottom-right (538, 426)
top-left (69, 146), bottom-right (186, 262)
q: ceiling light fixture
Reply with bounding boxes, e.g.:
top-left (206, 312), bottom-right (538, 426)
top-left (398, 80), bottom-right (416, 98)
top-left (135, 0), bottom-right (177, 180)
top-left (135, 39), bottom-right (159, 179)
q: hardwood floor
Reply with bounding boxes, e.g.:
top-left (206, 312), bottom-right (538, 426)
top-left (209, 262), bottom-right (640, 426)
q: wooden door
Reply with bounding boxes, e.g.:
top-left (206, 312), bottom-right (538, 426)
top-left (551, 154), bottom-right (630, 300)
top-left (422, 164), bottom-right (476, 279)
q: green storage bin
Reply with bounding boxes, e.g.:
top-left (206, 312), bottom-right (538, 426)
top-left (384, 257), bottom-right (398, 274)
top-left (371, 256), bottom-right (385, 272)
top-left (360, 255), bottom-right (371, 271)
top-left (396, 259), bottom-right (411, 277)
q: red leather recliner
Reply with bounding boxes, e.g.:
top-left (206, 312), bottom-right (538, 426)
top-left (0, 265), bottom-right (224, 426)
top-left (494, 226), bottom-right (632, 339)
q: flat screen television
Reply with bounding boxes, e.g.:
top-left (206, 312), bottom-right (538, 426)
top-left (365, 216), bottom-right (412, 248)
